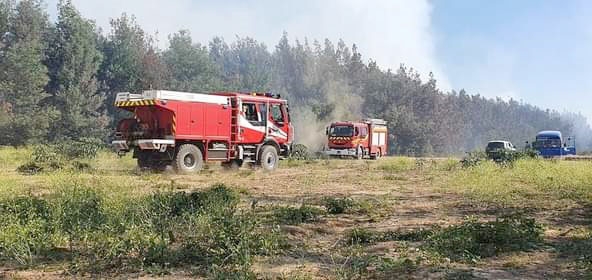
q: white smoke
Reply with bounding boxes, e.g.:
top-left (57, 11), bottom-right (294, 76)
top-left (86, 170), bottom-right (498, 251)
top-left (45, 0), bottom-right (448, 90)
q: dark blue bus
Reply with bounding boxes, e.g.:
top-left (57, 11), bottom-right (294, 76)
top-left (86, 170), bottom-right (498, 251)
top-left (533, 130), bottom-right (576, 158)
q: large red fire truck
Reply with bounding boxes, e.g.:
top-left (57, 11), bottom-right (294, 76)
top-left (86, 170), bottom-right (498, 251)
top-left (111, 90), bottom-right (294, 173)
top-left (323, 119), bottom-right (388, 159)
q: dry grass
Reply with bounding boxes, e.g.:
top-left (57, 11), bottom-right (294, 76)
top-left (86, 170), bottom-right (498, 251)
top-left (446, 159), bottom-right (592, 207)
top-left (0, 147), bottom-right (591, 279)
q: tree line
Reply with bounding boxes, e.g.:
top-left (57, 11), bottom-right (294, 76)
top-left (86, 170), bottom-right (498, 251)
top-left (1, 0), bottom-right (590, 155)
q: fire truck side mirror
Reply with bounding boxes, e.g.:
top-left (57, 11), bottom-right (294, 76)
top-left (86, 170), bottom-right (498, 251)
top-left (325, 127), bottom-right (329, 135)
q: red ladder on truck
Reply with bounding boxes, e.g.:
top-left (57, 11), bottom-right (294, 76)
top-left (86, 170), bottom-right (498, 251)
top-left (229, 97), bottom-right (240, 158)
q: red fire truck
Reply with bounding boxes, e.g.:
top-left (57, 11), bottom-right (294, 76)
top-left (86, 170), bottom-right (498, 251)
top-left (323, 119), bottom-right (388, 159)
top-left (111, 90), bottom-right (294, 173)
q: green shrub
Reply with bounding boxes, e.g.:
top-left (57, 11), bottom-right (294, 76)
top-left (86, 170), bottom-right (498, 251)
top-left (0, 184), bottom-right (285, 276)
top-left (336, 253), bottom-right (417, 279)
top-left (460, 151), bottom-right (487, 168)
top-left (17, 139), bottom-right (103, 174)
top-left (343, 215), bottom-right (542, 263)
top-left (31, 144), bottom-right (62, 164)
top-left (345, 228), bottom-right (379, 246)
top-left (180, 212), bottom-right (261, 267)
top-left (376, 256), bottom-right (417, 275)
top-left (0, 196), bottom-right (52, 225)
top-left (344, 227), bottom-right (434, 246)
top-left (381, 228), bottom-right (435, 242)
top-left (16, 162), bottom-right (44, 175)
top-left (53, 186), bottom-right (106, 242)
top-left (147, 184), bottom-right (239, 219)
top-left (273, 205), bottom-right (322, 225)
top-left (81, 226), bottom-right (165, 272)
top-left (0, 216), bottom-right (53, 265)
top-left (55, 138), bottom-right (103, 160)
top-left (0, 197), bottom-right (54, 265)
top-left (322, 197), bottom-right (355, 214)
top-left (426, 215), bottom-right (543, 262)
top-left (466, 149), bottom-right (540, 169)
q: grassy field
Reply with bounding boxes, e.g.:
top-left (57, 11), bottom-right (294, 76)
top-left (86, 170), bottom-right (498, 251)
top-left (0, 147), bottom-right (591, 279)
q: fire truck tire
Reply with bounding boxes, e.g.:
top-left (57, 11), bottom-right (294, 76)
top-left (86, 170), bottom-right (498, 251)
top-left (174, 144), bottom-right (203, 174)
top-left (356, 146), bottom-right (364, 160)
top-left (137, 158), bottom-right (151, 169)
top-left (259, 145), bottom-right (279, 171)
top-left (371, 150), bottom-right (382, 160)
top-left (136, 151), bottom-right (154, 169)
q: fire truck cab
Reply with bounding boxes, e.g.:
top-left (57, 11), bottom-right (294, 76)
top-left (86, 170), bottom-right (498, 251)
top-left (112, 90), bottom-right (293, 173)
top-left (323, 119), bottom-right (388, 160)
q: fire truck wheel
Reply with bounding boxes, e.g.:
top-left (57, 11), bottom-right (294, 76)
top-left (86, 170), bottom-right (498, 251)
top-left (259, 145), bottom-right (279, 171)
top-left (371, 150), bottom-right (382, 160)
top-left (136, 151), bottom-right (153, 170)
top-left (174, 144), bottom-right (203, 174)
top-left (356, 146), bottom-right (364, 160)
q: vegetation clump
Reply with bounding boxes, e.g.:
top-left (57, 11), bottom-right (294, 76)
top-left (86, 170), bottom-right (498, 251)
top-left (16, 138), bottom-right (103, 174)
top-left (344, 214), bottom-right (543, 263)
top-left (460, 151), bottom-right (488, 168)
top-left (0, 184), bottom-right (285, 276)
top-left (462, 149), bottom-right (540, 168)
top-left (322, 196), bottom-right (355, 214)
top-left (427, 215), bottom-right (543, 262)
top-left (345, 228), bottom-right (378, 245)
top-left (344, 227), bottom-right (434, 246)
top-left (335, 252), bottom-right (418, 279)
top-left (273, 205), bottom-right (323, 225)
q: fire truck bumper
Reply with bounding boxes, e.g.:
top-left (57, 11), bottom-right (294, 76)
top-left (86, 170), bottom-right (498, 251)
top-left (136, 139), bottom-right (175, 150)
top-left (323, 148), bottom-right (357, 157)
top-left (112, 140), bottom-right (129, 152)
top-left (112, 139), bottom-right (175, 152)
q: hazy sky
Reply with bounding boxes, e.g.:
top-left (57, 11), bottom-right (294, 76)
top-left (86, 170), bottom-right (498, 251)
top-left (45, 0), bottom-right (592, 124)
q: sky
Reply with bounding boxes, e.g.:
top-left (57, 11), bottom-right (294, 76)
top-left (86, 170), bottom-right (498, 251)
top-left (44, 0), bottom-right (592, 124)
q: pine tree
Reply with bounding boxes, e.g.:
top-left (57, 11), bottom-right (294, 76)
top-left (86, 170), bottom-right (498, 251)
top-left (46, 0), bottom-right (106, 141)
top-left (99, 13), bottom-right (162, 126)
top-left (163, 30), bottom-right (220, 92)
top-left (0, 0), bottom-right (57, 145)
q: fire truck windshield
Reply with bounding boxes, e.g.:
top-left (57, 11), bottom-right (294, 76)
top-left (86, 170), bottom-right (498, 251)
top-left (330, 125), bottom-right (354, 137)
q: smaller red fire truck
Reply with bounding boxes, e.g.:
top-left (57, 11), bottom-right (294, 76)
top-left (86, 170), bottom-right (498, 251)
top-left (323, 119), bottom-right (388, 159)
top-left (112, 90), bottom-right (294, 173)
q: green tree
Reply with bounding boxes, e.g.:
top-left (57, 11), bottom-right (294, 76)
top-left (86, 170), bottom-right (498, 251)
top-left (0, 0), bottom-right (57, 145)
top-left (163, 30), bottom-right (220, 92)
top-left (99, 13), bottom-right (161, 126)
top-left (46, 0), bottom-right (106, 140)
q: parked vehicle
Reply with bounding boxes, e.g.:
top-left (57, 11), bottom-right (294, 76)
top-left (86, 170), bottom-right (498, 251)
top-left (112, 90), bottom-right (294, 173)
top-left (485, 140), bottom-right (517, 160)
top-left (323, 119), bottom-right (388, 159)
top-left (532, 130), bottom-right (576, 158)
